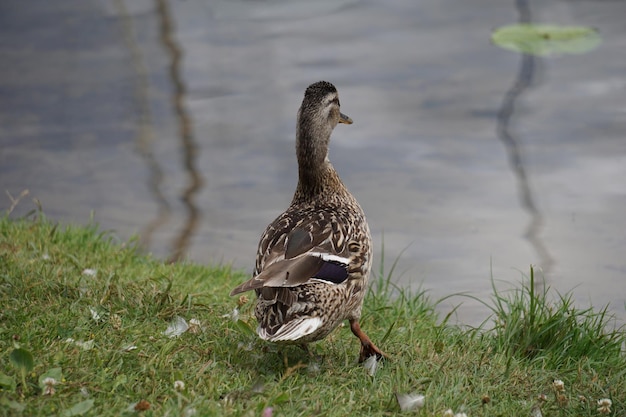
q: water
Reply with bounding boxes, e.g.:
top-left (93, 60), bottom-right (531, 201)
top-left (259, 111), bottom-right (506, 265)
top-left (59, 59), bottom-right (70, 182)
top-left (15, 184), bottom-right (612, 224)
top-left (1, 0), bottom-right (625, 325)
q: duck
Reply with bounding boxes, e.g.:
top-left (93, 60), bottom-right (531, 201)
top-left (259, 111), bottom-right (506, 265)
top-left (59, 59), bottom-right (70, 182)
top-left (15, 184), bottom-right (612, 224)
top-left (230, 81), bottom-right (384, 362)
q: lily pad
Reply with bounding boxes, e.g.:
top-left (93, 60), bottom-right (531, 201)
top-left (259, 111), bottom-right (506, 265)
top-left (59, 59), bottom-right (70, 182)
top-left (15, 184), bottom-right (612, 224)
top-left (492, 24), bottom-right (601, 56)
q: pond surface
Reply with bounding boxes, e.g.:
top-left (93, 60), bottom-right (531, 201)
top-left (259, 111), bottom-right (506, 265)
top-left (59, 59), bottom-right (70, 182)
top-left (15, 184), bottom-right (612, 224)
top-left (1, 0), bottom-right (625, 325)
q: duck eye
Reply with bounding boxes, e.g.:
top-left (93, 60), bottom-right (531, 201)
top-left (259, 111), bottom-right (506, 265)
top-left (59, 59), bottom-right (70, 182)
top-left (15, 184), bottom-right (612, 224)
top-left (330, 97), bottom-right (340, 107)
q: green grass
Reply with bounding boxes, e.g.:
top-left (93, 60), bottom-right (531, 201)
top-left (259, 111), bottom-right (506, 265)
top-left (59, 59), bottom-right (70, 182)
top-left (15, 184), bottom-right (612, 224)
top-left (0, 214), bottom-right (624, 416)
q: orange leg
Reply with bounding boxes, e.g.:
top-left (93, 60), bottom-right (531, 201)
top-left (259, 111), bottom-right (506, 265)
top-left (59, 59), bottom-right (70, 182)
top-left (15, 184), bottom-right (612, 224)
top-left (349, 319), bottom-right (387, 363)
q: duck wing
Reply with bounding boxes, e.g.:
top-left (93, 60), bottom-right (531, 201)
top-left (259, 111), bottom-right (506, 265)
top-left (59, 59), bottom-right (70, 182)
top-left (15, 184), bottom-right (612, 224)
top-left (230, 209), bottom-right (356, 296)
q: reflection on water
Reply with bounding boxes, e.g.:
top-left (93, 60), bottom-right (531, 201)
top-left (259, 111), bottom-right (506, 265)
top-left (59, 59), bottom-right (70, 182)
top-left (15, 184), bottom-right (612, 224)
top-left (115, 0), bottom-right (204, 262)
top-left (496, 0), bottom-right (554, 286)
top-left (154, 0), bottom-right (204, 263)
top-left (114, 0), bottom-right (173, 254)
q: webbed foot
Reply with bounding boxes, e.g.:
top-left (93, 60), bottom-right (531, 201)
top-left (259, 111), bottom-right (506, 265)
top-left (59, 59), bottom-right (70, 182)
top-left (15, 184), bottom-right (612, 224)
top-left (349, 319), bottom-right (387, 363)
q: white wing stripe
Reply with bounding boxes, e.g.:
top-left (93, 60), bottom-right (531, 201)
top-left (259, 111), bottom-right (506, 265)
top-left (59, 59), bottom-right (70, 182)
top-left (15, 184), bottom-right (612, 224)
top-left (308, 252), bottom-right (350, 265)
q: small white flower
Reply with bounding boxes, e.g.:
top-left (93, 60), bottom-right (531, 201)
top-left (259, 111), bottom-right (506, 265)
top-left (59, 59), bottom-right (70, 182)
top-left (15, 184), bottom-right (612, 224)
top-left (174, 380), bottom-right (185, 391)
top-left (597, 398), bottom-right (612, 414)
top-left (443, 409), bottom-right (454, 417)
top-left (164, 316), bottom-right (189, 337)
top-left (80, 387), bottom-right (90, 397)
top-left (110, 314), bottom-right (122, 330)
top-left (42, 377), bottom-right (57, 396)
top-left (42, 253), bottom-right (50, 260)
top-left (183, 407), bottom-right (197, 417)
top-left (454, 413), bottom-right (468, 417)
top-left (396, 393), bottom-right (425, 411)
top-left (42, 377), bottom-right (57, 386)
top-left (363, 355), bottom-right (378, 376)
top-left (82, 268), bottom-right (97, 277)
top-left (552, 379), bottom-right (565, 392)
top-left (188, 318), bottom-right (202, 334)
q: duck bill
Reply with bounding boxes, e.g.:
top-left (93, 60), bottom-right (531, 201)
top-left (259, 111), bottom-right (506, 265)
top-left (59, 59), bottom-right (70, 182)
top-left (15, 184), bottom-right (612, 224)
top-left (339, 112), bottom-right (353, 125)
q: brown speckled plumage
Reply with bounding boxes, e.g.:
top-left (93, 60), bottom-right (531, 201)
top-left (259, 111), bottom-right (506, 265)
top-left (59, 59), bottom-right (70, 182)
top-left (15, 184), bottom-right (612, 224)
top-left (230, 81), bottom-right (384, 362)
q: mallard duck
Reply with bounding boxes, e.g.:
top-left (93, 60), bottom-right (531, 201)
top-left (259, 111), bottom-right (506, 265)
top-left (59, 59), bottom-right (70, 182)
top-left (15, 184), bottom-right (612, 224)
top-left (230, 81), bottom-right (384, 362)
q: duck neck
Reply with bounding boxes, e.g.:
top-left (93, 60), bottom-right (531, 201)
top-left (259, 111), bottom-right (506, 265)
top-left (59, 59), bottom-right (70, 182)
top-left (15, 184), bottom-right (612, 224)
top-left (293, 123), bottom-right (346, 203)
